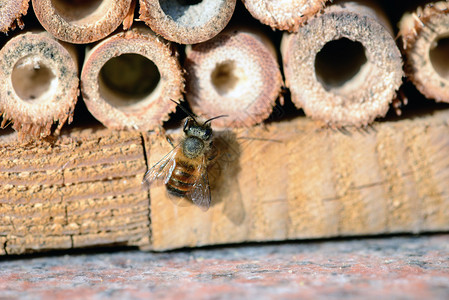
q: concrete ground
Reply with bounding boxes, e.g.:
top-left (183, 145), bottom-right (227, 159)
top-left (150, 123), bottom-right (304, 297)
top-left (0, 234), bottom-right (448, 299)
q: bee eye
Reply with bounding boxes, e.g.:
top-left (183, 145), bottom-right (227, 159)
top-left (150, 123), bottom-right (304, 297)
top-left (204, 128), bottom-right (212, 139)
top-left (183, 119), bottom-right (190, 133)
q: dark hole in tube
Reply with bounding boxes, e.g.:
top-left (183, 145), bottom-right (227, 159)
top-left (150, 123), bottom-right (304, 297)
top-left (430, 36), bottom-right (449, 80)
top-left (99, 54), bottom-right (161, 107)
top-left (315, 38), bottom-right (367, 89)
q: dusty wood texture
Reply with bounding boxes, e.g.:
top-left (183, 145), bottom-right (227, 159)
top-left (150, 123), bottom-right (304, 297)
top-left (0, 0), bottom-right (29, 33)
top-left (0, 31), bottom-right (79, 139)
top-left (139, 0), bottom-right (236, 44)
top-left (32, 0), bottom-right (132, 44)
top-left (148, 109), bottom-right (449, 251)
top-left (0, 128), bottom-right (150, 255)
top-left (1, 108), bottom-right (449, 254)
top-left (281, 1), bottom-right (403, 127)
top-left (242, 0), bottom-right (329, 32)
top-left (81, 28), bottom-right (183, 131)
top-left (399, 1), bottom-right (449, 103)
top-left (184, 28), bottom-right (283, 128)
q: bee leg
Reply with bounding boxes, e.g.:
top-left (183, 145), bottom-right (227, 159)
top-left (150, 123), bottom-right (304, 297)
top-left (207, 142), bottom-right (219, 161)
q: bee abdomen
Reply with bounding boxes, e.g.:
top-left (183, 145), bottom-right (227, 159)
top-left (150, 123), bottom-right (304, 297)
top-left (166, 184), bottom-right (187, 198)
top-left (166, 165), bottom-right (198, 197)
top-left (173, 168), bottom-right (194, 182)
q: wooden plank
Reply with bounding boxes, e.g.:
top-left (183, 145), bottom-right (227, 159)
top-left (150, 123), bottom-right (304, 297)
top-left (1, 109), bottom-right (449, 254)
top-left (148, 110), bottom-right (449, 250)
top-left (0, 129), bottom-right (150, 254)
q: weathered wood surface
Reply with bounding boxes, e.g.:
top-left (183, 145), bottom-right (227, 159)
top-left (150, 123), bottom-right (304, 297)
top-left (149, 110), bottom-right (449, 250)
top-left (1, 109), bottom-right (449, 254)
top-left (0, 129), bottom-right (150, 254)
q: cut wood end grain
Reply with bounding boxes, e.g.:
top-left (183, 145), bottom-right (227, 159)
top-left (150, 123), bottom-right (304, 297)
top-left (139, 0), bottom-right (236, 44)
top-left (32, 0), bottom-right (132, 44)
top-left (0, 31), bottom-right (79, 140)
top-left (184, 28), bottom-right (283, 128)
top-left (0, 0), bottom-right (29, 33)
top-left (80, 28), bottom-right (183, 131)
top-left (399, 1), bottom-right (449, 103)
top-left (242, 0), bottom-right (330, 32)
top-left (281, 1), bottom-right (403, 128)
top-left (0, 127), bottom-right (151, 255)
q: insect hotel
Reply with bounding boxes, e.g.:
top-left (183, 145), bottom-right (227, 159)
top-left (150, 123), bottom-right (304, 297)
top-left (0, 0), bottom-right (448, 255)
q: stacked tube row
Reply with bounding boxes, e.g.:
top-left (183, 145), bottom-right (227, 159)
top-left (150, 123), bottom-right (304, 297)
top-left (0, 0), bottom-right (448, 139)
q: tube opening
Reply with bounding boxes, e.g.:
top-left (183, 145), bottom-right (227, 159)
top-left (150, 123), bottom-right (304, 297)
top-left (11, 55), bottom-right (56, 101)
top-left (430, 35), bottom-right (449, 80)
top-left (51, 0), bottom-right (105, 23)
top-left (177, 0), bottom-right (202, 5)
top-left (211, 61), bottom-right (241, 96)
top-left (315, 38), bottom-right (368, 90)
top-left (160, 0), bottom-right (214, 25)
top-left (99, 54), bottom-right (161, 108)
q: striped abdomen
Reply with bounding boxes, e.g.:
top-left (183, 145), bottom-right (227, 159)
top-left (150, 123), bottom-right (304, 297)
top-left (166, 157), bottom-right (200, 198)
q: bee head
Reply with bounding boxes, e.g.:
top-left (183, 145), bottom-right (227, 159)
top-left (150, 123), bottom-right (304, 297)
top-left (183, 117), bottom-right (212, 141)
top-left (170, 99), bottom-right (227, 141)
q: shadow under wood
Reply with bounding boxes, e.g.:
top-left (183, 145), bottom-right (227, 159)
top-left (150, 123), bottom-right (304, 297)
top-left (208, 130), bottom-right (245, 225)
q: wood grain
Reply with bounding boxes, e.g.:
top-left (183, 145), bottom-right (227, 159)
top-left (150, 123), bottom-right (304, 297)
top-left (149, 110), bottom-right (449, 250)
top-left (0, 129), bottom-right (150, 254)
top-left (1, 108), bottom-right (449, 254)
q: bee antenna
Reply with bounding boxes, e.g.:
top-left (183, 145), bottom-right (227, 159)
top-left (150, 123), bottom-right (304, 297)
top-left (170, 99), bottom-right (198, 122)
top-left (204, 115), bottom-right (228, 125)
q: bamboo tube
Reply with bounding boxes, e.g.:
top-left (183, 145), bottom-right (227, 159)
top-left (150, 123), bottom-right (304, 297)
top-left (0, 31), bottom-right (79, 139)
top-left (281, 1), bottom-right (403, 128)
top-left (80, 28), bottom-right (183, 131)
top-left (32, 0), bottom-right (132, 44)
top-left (0, 0), bottom-right (29, 33)
top-left (184, 28), bottom-right (283, 128)
top-left (242, 0), bottom-right (329, 32)
top-left (399, 1), bottom-right (449, 103)
top-left (139, 0), bottom-right (236, 44)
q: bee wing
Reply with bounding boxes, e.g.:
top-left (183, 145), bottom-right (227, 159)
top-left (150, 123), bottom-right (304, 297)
top-left (142, 145), bottom-right (178, 187)
top-left (188, 157), bottom-right (211, 211)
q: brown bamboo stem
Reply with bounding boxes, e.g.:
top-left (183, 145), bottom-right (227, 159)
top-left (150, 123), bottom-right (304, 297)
top-left (184, 28), bottom-right (283, 128)
top-left (281, 1), bottom-right (403, 128)
top-left (139, 0), bottom-right (236, 44)
top-left (32, 0), bottom-right (132, 44)
top-left (399, 1), bottom-right (449, 103)
top-left (80, 27), bottom-right (183, 131)
top-left (0, 0), bottom-right (29, 33)
top-left (0, 31), bottom-right (79, 139)
top-left (242, 0), bottom-right (329, 32)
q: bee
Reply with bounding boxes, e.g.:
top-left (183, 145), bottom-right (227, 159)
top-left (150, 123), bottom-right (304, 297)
top-left (142, 102), bottom-right (226, 210)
